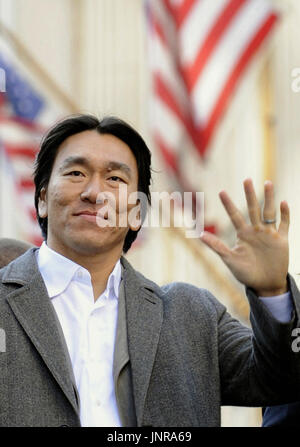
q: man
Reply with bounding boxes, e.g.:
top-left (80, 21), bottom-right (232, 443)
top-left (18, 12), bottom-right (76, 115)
top-left (0, 238), bottom-right (33, 269)
top-left (0, 113), bottom-right (299, 427)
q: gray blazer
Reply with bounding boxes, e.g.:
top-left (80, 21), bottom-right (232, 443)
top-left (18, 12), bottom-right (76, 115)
top-left (0, 248), bottom-right (300, 427)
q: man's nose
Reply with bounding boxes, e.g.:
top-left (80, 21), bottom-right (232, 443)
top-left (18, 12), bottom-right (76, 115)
top-left (80, 177), bottom-right (103, 203)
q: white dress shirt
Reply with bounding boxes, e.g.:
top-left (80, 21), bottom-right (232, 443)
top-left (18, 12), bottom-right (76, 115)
top-left (36, 242), bottom-right (122, 427)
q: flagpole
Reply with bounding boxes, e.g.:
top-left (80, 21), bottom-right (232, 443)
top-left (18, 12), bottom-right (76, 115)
top-left (0, 20), bottom-right (79, 113)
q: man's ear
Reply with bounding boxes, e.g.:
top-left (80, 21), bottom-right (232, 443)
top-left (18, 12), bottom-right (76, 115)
top-left (128, 200), bottom-right (141, 232)
top-left (38, 187), bottom-right (48, 218)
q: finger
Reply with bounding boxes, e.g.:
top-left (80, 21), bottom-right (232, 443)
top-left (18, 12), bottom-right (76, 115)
top-left (200, 231), bottom-right (230, 259)
top-left (219, 191), bottom-right (246, 230)
top-left (278, 201), bottom-right (290, 236)
top-left (262, 181), bottom-right (276, 227)
top-left (243, 178), bottom-right (261, 226)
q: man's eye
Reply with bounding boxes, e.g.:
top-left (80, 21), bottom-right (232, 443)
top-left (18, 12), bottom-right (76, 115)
top-left (68, 171), bottom-right (83, 177)
top-left (109, 176), bottom-right (123, 182)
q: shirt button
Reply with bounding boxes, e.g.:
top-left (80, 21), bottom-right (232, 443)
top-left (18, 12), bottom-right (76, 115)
top-left (96, 400), bottom-right (101, 406)
top-left (77, 271), bottom-right (83, 278)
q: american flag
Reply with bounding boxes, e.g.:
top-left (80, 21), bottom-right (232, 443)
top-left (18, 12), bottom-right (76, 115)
top-left (0, 51), bottom-right (60, 246)
top-left (146, 0), bottom-right (278, 231)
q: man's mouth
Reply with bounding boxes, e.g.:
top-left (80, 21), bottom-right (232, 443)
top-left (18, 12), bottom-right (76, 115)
top-left (74, 210), bottom-right (108, 221)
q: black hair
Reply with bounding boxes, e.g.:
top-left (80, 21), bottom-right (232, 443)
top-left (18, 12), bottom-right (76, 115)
top-left (34, 114), bottom-right (152, 253)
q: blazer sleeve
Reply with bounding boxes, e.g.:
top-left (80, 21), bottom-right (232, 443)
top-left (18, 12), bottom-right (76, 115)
top-left (216, 274), bottom-right (300, 406)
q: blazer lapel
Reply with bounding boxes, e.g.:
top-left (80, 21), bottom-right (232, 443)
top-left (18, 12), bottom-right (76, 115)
top-left (113, 278), bottom-right (137, 426)
top-left (113, 279), bottom-right (129, 382)
top-left (121, 257), bottom-right (163, 426)
top-left (2, 249), bottom-right (79, 416)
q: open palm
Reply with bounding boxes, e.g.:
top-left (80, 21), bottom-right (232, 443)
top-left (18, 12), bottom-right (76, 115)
top-left (200, 179), bottom-right (289, 297)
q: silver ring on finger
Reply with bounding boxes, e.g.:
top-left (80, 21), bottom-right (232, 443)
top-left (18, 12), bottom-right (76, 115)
top-left (263, 218), bottom-right (276, 224)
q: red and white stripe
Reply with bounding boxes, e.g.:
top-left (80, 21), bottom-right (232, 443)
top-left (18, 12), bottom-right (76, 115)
top-left (0, 116), bottom-right (44, 246)
top-left (147, 0), bottom-right (278, 189)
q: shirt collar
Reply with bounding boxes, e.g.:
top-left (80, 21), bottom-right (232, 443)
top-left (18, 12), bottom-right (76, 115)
top-left (100, 256), bottom-right (121, 301)
top-left (36, 242), bottom-right (121, 300)
top-left (104, 261), bottom-right (121, 301)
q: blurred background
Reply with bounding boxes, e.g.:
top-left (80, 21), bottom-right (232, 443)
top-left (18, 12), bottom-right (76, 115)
top-left (0, 0), bottom-right (299, 426)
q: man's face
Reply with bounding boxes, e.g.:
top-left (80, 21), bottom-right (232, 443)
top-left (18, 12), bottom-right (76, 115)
top-left (38, 130), bottom-right (140, 257)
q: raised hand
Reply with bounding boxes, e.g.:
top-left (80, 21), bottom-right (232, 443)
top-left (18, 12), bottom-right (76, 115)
top-left (200, 179), bottom-right (289, 296)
